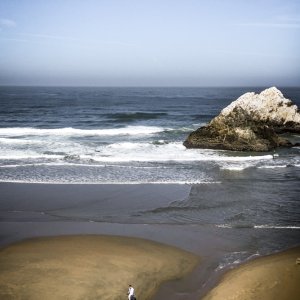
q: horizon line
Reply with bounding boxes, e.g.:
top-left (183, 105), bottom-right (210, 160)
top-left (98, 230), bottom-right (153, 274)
top-left (1, 84), bottom-right (299, 88)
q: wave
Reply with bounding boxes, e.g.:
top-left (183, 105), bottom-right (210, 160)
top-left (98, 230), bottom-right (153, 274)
top-left (0, 162), bottom-right (171, 169)
top-left (215, 251), bottom-right (260, 271)
top-left (0, 126), bottom-right (165, 137)
top-left (216, 224), bottom-right (300, 229)
top-left (254, 225), bottom-right (300, 229)
top-left (0, 126), bottom-right (200, 144)
top-left (258, 165), bottom-right (287, 169)
top-left (164, 128), bottom-right (191, 135)
top-left (91, 143), bottom-right (274, 163)
top-left (107, 112), bottom-right (168, 122)
top-left (0, 137), bottom-right (46, 145)
top-left (0, 179), bottom-right (216, 185)
top-left (0, 154), bottom-right (61, 160)
top-left (258, 164), bottom-right (300, 169)
top-left (0, 141), bottom-right (274, 163)
top-left (220, 165), bottom-right (251, 171)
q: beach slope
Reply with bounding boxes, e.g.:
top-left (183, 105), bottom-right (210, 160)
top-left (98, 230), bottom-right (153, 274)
top-left (0, 235), bottom-right (199, 300)
top-left (203, 247), bottom-right (300, 300)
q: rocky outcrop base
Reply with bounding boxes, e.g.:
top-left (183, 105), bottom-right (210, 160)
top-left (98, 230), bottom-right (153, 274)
top-left (184, 87), bottom-right (300, 152)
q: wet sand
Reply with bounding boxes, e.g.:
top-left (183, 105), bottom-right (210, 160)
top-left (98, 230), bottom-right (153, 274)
top-left (203, 246), bottom-right (300, 300)
top-left (0, 235), bottom-right (199, 300)
top-left (0, 183), bottom-right (227, 300)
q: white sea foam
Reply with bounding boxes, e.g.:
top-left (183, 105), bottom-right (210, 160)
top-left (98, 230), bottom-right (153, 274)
top-left (258, 165), bottom-right (287, 169)
top-left (0, 126), bottom-right (276, 166)
top-left (218, 155), bottom-right (273, 161)
top-left (0, 154), bottom-right (61, 160)
top-left (0, 126), bottom-right (165, 137)
top-left (258, 163), bottom-right (300, 169)
top-left (216, 224), bottom-right (300, 229)
top-left (0, 162), bottom-right (169, 169)
top-left (0, 178), bottom-right (219, 185)
top-left (0, 164), bottom-right (36, 168)
top-left (254, 225), bottom-right (300, 229)
top-left (91, 142), bottom-right (273, 163)
top-left (215, 251), bottom-right (260, 272)
top-left (216, 224), bottom-right (233, 228)
top-left (0, 137), bottom-right (46, 145)
top-left (220, 164), bottom-right (251, 171)
top-left (0, 140), bottom-right (274, 164)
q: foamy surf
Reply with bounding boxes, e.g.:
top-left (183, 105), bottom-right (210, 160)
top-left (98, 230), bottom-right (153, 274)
top-left (258, 164), bottom-right (299, 169)
top-left (0, 140), bottom-right (274, 163)
top-left (215, 251), bottom-right (260, 271)
top-left (0, 154), bottom-right (61, 160)
top-left (216, 224), bottom-right (300, 229)
top-left (92, 142), bottom-right (274, 163)
top-left (0, 126), bottom-right (165, 137)
top-left (254, 225), bottom-right (300, 229)
top-left (0, 123), bottom-right (288, 185)
top-left (0, 178), bottom-right (219, 185)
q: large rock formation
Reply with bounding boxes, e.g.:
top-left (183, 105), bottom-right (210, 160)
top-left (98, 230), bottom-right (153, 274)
top-left (184, 87), bottom-right (300, 152)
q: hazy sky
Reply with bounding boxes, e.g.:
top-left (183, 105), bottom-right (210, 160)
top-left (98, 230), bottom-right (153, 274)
top-left (0, 0), bottom-right (299, 86)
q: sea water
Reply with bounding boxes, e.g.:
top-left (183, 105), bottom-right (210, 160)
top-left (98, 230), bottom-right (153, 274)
top-left (1, 86), bottom-right (299, 184)
top-left (1, 86), bottom-right (299, 226)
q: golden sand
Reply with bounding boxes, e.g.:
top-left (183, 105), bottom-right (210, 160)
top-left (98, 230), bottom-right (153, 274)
top-left (0, 235), bottom-right (199, 300)
top-left (202, 247), bottom-right (300, 300)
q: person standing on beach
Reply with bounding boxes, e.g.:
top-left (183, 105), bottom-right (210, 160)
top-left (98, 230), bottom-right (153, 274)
top-left (127, 284), bottom-right (135, 300)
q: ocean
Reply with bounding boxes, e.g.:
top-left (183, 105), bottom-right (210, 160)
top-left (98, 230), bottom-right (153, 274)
top-left (0, 86), bottom-right (299, 298)
top-left (1, 86), bottom-right (300, 184)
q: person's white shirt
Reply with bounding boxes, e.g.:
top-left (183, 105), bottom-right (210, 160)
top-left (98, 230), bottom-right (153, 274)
top-left (128, 286), bottom-right (134, 299)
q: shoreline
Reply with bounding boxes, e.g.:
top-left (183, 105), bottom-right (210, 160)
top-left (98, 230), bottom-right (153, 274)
top-left (202, 246), bottom-right (300, 300)
top-left (0, 234), bottom-right (199, 300)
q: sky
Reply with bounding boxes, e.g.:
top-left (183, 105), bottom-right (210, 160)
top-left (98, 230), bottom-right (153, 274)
top-left (0, 0), bottom-right (299, 86)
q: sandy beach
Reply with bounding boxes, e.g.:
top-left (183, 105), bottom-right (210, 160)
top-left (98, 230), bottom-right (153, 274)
top-left (203, 246), bottom-right (300, 300)
top-left (1, 237), bottom-right (299, 300)
top-left (0, 235), bottom-right (199, 300)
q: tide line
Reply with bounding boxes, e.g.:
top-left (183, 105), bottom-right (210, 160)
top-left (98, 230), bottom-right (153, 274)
top-left (0, 179), bottom-right (222, 185)
top-left (216, 224), bottom-right (300, 229)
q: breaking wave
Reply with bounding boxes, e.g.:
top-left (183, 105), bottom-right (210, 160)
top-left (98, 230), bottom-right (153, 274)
top-left (0, 126), bottom-right (165, 137)
top-left (0, 140), bottom-right (274, 163)
top-left (216, 224), bottom-right (300, 229)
